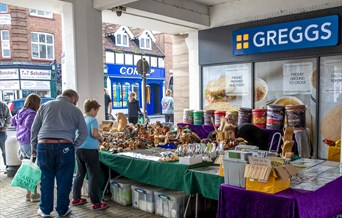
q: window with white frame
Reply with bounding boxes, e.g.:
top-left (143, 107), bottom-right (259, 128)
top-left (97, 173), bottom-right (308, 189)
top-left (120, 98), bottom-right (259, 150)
top-left (1, 30), bottom-right (10, 58)
top-left (115, 33), bottom-right (129, 47)
top-left (31, 32), bottom-right (54, 59)
top-left (140, 37), bottom-right (152, 50)
top-left (29, 9), bottom-right (53, 18)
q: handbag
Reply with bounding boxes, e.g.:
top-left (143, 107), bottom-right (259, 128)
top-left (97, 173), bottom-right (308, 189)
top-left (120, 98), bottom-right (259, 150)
top-left (11, 159), bottom-right (41, 192)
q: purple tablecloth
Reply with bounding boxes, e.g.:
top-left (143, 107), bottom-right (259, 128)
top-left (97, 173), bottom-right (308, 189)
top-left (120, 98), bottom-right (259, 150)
top-left (217, 177), bottom-right (342, 218)
top-left (177, 123), bottom-right (215, 139)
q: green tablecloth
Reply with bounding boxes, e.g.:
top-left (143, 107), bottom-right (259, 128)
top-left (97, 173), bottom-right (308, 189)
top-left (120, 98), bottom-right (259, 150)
top-left (184, 166), bottom-right (224, 200)
top-left (99, 151), bottom-right (213, 191)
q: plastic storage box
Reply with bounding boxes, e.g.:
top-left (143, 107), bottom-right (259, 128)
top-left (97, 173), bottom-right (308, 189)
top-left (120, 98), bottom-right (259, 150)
top-left (154, 190), bottom-right (187, 218)
top-left (110, 178), bottom-right (136, 206)
top-left (131, 184), bottom-right (164, 213)
top-left (223, 157), bottom-right (247, 188)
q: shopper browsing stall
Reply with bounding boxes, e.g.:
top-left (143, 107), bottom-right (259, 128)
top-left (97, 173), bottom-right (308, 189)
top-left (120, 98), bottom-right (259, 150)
top-left (31, 89), bottom-right (88, 217)
top-left (72, 99), bottom-right (108, 210)
top-left (11, 93), bottom-right (41, 202)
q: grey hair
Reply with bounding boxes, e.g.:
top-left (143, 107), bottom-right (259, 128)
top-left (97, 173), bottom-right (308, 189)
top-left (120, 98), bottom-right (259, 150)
top-left (62, 89), bottom-right (79, 98)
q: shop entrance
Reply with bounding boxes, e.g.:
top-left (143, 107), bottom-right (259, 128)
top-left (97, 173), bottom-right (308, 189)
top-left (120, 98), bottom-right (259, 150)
top-left (146, 83), bottom-right (161, 115)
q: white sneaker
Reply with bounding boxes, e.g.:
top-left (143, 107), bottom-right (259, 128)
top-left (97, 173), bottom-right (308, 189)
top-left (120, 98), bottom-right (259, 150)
top-left (37, 208), bottom-right (51, 217)
top-left (59, 207), bottom-right (72, 217)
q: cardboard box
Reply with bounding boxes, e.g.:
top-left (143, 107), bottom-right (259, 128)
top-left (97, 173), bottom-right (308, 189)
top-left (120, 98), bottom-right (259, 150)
top-left (179, 155), bottom-right (202, 165)
top-left (327, 146), bottom-right (340, 162)
top-left (246, 175), bottom-right (290, 194)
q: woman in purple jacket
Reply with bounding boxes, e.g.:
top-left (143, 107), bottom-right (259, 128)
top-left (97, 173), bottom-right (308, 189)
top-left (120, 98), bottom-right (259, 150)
top-left (12, 93), bottom-right (41, 202)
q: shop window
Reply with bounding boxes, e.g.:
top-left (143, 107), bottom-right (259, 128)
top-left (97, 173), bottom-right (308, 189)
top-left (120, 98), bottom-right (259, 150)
top-left (31, 32), bottom-right (54, 60)
top-left (0, 4), bottom-right (7, 13)
top-left (158, 58), bottom-right (164, 68)
top-left (255, 58), bottom-right (317, 155)
top-left (318, 55), bottom-right (342, 158)
top-left (112, 82), bottom-right (122, 108)
top-left (150, 57), bottom-right (158, 67)
top-left (105, 51), bottom-right (114, 64)
top-left (132, 82), bottom-right (140, 101)
top-left (115, 53), bottom-right (124, 64)
top-left (202, 63), bottom-right (252, 111)
top-left (125, 53), bottom-right (133, 65)
top-left (29, 9), bottom-right (53, 18)
top-left (1, 30), bottom-right (10, 58)
top-left (122, 82), bottom-right (130, 107)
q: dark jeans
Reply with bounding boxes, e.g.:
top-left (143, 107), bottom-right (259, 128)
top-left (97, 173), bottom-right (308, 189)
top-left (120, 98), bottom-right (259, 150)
top-left (73, 148), bottom-right (100, 204)
top-left (129, 117), bottom-right (138, 125)
top-left (37, 143), bottom-right (75, 216)
top-left (0, 132), bottom-right (7, 166)
top-left (165, 114), bottom-right (174, 123)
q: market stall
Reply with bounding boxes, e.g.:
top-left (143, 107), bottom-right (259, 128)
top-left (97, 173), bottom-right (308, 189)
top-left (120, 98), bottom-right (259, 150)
top-left (217, 161), bottom-right (342, 218)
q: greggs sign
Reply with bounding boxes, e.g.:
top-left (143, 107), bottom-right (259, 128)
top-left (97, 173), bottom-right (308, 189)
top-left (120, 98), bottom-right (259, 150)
top-left (232, 15), bottom-right (339, 55)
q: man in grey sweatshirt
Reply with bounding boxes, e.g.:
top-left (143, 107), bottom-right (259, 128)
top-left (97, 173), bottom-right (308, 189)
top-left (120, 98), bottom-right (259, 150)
top-left (31, 89), bottom-right (87, 217)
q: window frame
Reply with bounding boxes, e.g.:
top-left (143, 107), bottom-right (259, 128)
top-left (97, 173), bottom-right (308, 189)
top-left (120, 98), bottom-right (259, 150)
top-left (115, 33), bottom-right (129, 47)
top-left (29, 9), bottom-right (53, 19)
top-left (31, 32), bottom-right (55, 60)
top-left (140, 37), bottom-right (152, 50)
top-left (1, 30), bottom-right (10, 58)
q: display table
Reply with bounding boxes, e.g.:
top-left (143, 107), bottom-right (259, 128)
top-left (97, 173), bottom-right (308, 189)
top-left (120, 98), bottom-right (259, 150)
top-left (184, 166), bottom-right (224, 200)
top-left (99, 151), bottom-right (213, 191)
top-left (217, 176), bottom-right (342, 218)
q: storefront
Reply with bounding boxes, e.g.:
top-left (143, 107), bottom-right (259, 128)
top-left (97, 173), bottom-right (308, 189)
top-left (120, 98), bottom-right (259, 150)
top-left (107, 63), bottom-right (165, 116)
top-left (0, 63), bottom-right (57, 101)
top-left (198, 7), bottom-right (342, 159)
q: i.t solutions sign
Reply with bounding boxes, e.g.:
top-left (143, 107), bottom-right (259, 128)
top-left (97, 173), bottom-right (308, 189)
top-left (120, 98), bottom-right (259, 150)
top-left (232, 15), bottom-right (339, 55)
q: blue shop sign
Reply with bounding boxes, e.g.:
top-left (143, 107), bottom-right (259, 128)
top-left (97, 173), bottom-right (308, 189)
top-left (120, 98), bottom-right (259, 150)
top-left (232, 15), bottom-right (339, 55)
top-left (107, 64), bottom-right (165, 79)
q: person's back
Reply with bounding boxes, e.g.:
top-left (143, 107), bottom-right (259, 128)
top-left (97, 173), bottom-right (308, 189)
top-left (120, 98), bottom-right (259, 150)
top-left (33, 97), bottom-right (85, 141)
top-left (161, 89), bottom-right (174, 123)
top-left (162, 96), bottom-right (174, 114)
top-left (31, 89), bottom-right (87, 217)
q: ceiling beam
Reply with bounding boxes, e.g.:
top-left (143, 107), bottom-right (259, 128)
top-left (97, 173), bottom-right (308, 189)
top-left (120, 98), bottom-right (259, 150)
top-left (93, 0), bottom-right (139, 10)
top-left (124, 0), bottom-right (210, 27)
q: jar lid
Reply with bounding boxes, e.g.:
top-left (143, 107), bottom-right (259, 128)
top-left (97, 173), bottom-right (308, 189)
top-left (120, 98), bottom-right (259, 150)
top-left (252, 108), bottom-right (267, 112)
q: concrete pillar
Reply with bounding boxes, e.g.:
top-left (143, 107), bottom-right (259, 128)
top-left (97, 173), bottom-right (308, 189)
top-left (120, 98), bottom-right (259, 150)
top-left (173, 34), bottom-right (189, 123)
top-left (62, 0), bottom-right (104, 119)
top-left (185, 31), bottom-right (200, 111)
